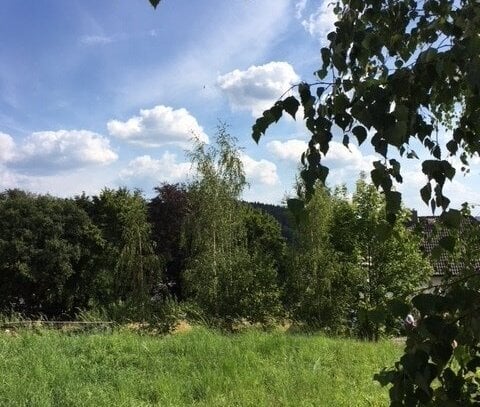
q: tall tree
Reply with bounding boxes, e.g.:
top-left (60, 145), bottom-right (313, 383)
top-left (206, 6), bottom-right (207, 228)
top-left (90, 188), bottom-right (161, 309)
top-left (352, 175), bottom-right (432, 339)
top-left (183, 126), bottom-right (281, 324)
top-left (284, 183), bottom-right (359, 331)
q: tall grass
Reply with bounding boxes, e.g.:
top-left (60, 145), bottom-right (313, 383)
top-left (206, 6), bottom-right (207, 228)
top-left (0, 327), bottom-right (400, 406)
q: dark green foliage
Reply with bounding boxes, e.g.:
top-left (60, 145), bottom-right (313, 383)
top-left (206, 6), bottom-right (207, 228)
top-left (87, 188), bottom-right (162, 309)
top-left (148, 0), bottom-right (161, 9)
top-left (283, 184), bottom-right (360, 331)
top-left (247, 201), bottom-right (294, 242)
top-left (352, 177), bottom-right (432, 339)
top-left (376, 208), bottom-right (480, 405)
top-left (0, 190), bottom-right (105, 316)
top-left (149, 183), bottom-right (189, 299)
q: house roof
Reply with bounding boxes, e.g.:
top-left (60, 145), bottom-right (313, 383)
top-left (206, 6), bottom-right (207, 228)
top-left (410, 214), bottom-right (480, 276)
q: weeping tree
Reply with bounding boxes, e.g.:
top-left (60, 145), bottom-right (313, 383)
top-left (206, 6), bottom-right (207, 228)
top-left (183, 126), bottom-right (281, 324)
top-left (91, 188), bottom-right (161, 311)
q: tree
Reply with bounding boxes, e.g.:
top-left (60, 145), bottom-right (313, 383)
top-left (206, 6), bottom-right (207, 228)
top-left (183, 126), bottom-right (281, 324)
top-left (352, 175), bottom-right (432, 339)
top-left (0, 190), bottom-right (105, 317)
top-left (89, 188), bottom-right (161, 310)
top-left (284, 183), bottom-right (359, 331)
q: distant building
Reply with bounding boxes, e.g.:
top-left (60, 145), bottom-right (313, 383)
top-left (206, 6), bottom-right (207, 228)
top-left (409, 211), bottom-right (480, 287)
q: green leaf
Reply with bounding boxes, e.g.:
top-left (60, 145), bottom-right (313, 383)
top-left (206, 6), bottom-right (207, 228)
top-left (386, 121), bottom-right (407, 147)
top-left (441, 161), bottom-right (456, 180)
top-left (318, 164), bottom-right (329, 184)
top-left (352, 125), bottom-right (368, 145)
top-left (394, 105), bottom-right (409, 122)
top-left (263, 104), bottom-right (282, 123)
top-left (149, 0), bottom-right (161, 8)
top-left (420, 183), bottom-right (432, 205)
top-left (282, 96), bottom-right (300, 119)
top-left (334, 113), bottom-right (351, 130)
top-left (439, 235), bottom-right (456, 252)
top-left (385, 191), bottom-right (401, 216)
top-left (412, 293), bottom-right (438, 315)
top-left (439, 209), bottom-right (462, 229)
top-left (299, 83), bottom-right (314, 116)
top-left (446, 140), bottom-right (458, 155)
top-left (332, 52), bottom-right (347, 71)
top-left (333, 94), bottom-right (350, 113)
top-left (321, 47), bottom-right (331, 66)
top-left (252, 117), bottom-right (269, 143)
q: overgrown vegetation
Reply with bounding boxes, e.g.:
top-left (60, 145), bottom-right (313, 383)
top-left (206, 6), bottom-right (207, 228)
top-left (0, 126), bottom-right (436, 339)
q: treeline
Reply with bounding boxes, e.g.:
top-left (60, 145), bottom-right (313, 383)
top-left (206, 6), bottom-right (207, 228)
top-left (0, 128), bottom-right (433, 336)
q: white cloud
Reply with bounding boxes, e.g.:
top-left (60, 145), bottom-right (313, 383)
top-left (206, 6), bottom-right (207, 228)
top-left (267, 139), bottom-right (307, 162)
top-left (217, 62), bottom-right (300, 117)
top-left (267, 138), bottom-right (375, 171)
top-left (0, 132), bottom-right (15, 162)
top-left (295, 0), bottom-right (308, 19)
top-left (301, 1), bottom-right (337, 41)
top-left (323, 142), bottom-right (376, 172)
top-left (107, 105), bottom-right (208, 148)
top-left (10, 130), bottom-right (117, 174)
top-left (80, 35), bottom-right (114, 46)
top-left (240, 153), bottom-right (279, 186)
top-left (119, 153), bottom-right (192, 185)
top-left (0, 165), bottom-right (18, 189)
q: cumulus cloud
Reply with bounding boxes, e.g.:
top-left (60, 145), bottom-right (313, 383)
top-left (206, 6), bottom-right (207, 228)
top-left (9, 130), bottom-right (118, 174)
top-left (217, 62), bottom-right (300, 117)
top-left (0, 165), bottom-right (18, 189)
top-left (267, 138), bottom-right (375, 171)
top-left (323, 142), bottom-right (376, 171)
top-left (119, 153), bottom-right (192, 185)
top-left (0, 132), bottom-right (15, 162)
top-left (107, 105), bottom-right (208, 148)
top-left (267, 139), bottom-right (307, 162)
top-left (299, 1), bottom-right (337, 41)
top-left (240, 153), bottom-right (279, 186)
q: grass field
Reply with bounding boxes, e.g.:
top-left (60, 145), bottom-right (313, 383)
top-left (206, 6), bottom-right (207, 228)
top-left (0, 326), bottom-right (400, 406)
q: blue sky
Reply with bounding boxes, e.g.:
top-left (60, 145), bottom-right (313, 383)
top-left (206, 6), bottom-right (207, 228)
top-left (1, 0), bottom-right (479, 214)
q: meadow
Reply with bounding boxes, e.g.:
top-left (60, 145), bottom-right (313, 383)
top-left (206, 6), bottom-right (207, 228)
top-left (0, 326), bottom-right (401, 406)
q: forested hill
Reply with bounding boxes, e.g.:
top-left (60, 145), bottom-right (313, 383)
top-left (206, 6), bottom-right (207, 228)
top-left (245, 201), bottom-right (294, 242)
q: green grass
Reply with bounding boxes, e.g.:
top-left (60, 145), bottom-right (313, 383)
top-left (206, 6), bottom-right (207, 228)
top-left (0, 327), bottom-right (400, 406)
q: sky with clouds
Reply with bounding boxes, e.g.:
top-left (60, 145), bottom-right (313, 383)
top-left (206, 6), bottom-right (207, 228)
top-left (1, 0), bottom-right (479, 215)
